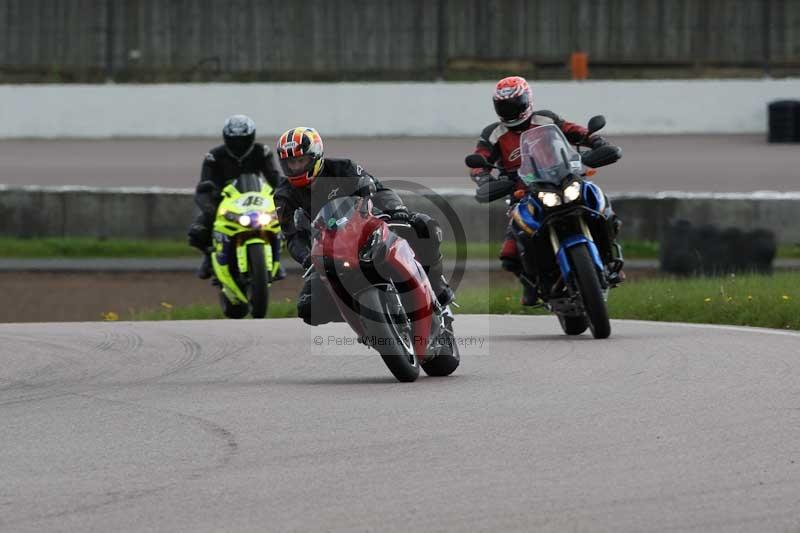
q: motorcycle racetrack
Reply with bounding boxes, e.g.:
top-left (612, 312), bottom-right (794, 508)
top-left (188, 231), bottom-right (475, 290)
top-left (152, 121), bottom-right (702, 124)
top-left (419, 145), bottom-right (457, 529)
top-left (2, 315), bottom-right (800, 532)
top-left (3, 132), bottom-right (800, 530)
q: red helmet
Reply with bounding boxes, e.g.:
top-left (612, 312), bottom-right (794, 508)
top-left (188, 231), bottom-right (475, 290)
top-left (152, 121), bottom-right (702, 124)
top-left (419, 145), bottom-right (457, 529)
top-left (493, 76), bottom-right (533, 127)
top-left (276, 127), bottom-right (324, 188)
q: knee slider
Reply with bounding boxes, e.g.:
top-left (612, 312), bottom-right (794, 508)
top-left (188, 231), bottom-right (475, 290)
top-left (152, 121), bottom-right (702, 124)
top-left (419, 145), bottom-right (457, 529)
top-left (501, 258), bottom-right (522, 274)
top-left (187, 223), bottom-right (211, 249)
top-left (410, 213), bottom-right (442, 243)
top-left (297, 293), bottom-right (312, 323)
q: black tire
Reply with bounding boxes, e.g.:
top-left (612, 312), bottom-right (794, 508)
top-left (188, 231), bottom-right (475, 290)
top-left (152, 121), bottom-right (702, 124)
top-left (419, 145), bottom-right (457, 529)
top-left (557, 314), bottom-right (589, 336)
top-left (567, 244), bottom-right (611, 339)
top-left (358, 287), bottom-right (420, 382)
top-left (421, 334), bottom-right (460, 377)
top-left (219, 292), bottom-right (248, 319)
top-left (247, 244), bottom-right (270, 319)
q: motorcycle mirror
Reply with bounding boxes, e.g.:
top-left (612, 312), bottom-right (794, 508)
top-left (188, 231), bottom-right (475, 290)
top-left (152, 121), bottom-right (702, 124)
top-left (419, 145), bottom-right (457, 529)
top-left (465, 154), bottom-right (492, 169)
top-left (587, 115), bottom-right (606, 135)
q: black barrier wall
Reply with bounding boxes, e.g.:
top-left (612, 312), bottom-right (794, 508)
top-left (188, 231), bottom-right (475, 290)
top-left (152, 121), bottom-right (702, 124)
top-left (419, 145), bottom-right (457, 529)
top-left (2, 187), bottom-right (800, 248)
top-left (1, 0), bottom-right (797, 81)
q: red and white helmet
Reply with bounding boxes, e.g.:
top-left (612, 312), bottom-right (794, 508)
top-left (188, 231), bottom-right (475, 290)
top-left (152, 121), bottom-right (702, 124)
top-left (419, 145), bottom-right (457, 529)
top-left (492, 76), bottom-right (533, 127)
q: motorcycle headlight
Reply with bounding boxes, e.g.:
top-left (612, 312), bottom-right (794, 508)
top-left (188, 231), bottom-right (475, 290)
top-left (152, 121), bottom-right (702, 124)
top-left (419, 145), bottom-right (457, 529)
top-left (563, 181), bottom-right (581, 203)
top-left (238, 214), bottom-right (252, 227)
top-left (537, 191), bottom-right (562, 208)
top-left (257, 213), bottom-right (273, 226)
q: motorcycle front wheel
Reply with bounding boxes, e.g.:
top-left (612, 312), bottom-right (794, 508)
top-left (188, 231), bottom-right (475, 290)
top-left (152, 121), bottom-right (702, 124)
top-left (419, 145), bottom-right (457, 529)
top-left (247, 244), bottom-right (270, 319)
top-left (357, 287), bottom-right (420, 382)
top-left (567, 244), bottom-right (611, 339)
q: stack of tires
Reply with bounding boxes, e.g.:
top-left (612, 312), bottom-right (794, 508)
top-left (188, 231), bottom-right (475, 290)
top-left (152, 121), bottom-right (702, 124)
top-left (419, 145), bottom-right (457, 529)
top-left (768, 100), bottom-right (800, 143)
top-left (660, 220), bottom-right (777, 276)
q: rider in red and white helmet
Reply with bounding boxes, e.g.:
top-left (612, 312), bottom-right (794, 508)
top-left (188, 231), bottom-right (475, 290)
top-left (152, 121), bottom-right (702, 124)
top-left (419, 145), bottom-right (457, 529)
top-left (472, 76), bottom-right (604, 187)
top-left (469, 76), bottom-right (618, 305)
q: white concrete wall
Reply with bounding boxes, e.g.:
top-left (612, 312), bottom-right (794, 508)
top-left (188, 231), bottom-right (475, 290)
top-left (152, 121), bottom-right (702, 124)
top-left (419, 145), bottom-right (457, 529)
top-left (2, 79), bottom-right (798, 138)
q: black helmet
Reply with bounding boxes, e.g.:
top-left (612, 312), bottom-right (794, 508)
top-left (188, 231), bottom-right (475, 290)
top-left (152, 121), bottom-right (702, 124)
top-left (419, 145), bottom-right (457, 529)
top-left (223, 115), bottom-right (256, 159)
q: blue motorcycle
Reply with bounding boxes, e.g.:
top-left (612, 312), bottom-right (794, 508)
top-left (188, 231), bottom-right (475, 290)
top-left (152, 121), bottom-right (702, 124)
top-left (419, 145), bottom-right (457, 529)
top-left (466, 116), bottom-right (623, 339)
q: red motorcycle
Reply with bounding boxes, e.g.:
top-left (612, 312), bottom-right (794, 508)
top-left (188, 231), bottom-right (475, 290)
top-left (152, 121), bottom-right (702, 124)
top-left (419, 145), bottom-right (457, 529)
top-left (297, 195), bottom-right (459, 382)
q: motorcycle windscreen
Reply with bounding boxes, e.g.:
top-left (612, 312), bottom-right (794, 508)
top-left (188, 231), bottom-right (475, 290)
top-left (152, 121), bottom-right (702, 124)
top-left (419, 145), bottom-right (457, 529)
top-left (312, 196), bottom-right (360, 235)
top-left (516, 125), bottom-right (582, 186)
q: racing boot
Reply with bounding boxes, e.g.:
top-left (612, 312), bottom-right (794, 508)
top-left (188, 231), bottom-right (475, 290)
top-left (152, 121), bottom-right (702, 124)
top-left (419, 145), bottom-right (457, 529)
top-left (197, 252), bottom-right (212, 280)
top-left (426, 257), bottom-right (455, 307)
top-left (270, 235), bottom-right (286, 281)
top-left (273, 264), bottom-right (287, 281)
top-left (519, 276), bottom-right (539, 306)
top-left (499, 237), bottom-right (522, 274)
top-left (606, 215), bottom-right (626, 286)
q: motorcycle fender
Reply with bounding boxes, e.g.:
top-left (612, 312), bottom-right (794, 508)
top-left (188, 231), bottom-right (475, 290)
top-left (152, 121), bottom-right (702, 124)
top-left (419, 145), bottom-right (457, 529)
top-left (355, 286), bottom-right (427, 357)
top-left (212, 254), bottom-right (248, 304)
top-left (238, 238), bottom-right (267, 273)
top-left (354, 286), bottom-right (383, 338)
top-left (556, 236), bottom-right (604, 277)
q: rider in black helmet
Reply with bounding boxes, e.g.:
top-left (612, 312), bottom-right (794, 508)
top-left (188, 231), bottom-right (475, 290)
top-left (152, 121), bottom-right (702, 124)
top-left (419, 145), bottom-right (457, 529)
top-left (187, 114), bottom-right (285, 280)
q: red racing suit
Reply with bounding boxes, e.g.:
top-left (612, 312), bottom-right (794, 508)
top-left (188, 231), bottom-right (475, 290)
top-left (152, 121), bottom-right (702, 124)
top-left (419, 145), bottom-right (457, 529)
top-left (469, 110), bottom-right (590, 262)
top-left (471, 110), bottom-right (588, 180)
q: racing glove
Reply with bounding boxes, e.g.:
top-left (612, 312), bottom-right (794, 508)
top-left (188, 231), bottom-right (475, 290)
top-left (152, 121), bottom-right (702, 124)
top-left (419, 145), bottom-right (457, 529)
top-left (387, 206), bottom-right (410, 223)
top-left (587, 135), bottom-right (609, 149)
top-left (470, 170), bottom-right (495, 187)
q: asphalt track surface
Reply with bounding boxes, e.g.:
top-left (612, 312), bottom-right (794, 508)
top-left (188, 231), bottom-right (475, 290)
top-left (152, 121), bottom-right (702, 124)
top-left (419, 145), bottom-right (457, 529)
top-left (3, 316), bottom-right (800, 532)
top-left (2, 134), bottom-right (800, 193)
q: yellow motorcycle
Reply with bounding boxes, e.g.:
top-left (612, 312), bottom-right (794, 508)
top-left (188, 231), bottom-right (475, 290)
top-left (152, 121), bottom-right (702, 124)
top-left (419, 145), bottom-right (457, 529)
top-left (211, 173), bottom-right (282, 318)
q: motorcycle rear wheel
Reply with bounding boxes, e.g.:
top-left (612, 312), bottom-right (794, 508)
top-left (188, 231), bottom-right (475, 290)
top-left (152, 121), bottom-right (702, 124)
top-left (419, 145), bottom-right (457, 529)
top-left (219, 292), bottom-right (248, 319)
top-left (557, 314), bottom-right (589, 336)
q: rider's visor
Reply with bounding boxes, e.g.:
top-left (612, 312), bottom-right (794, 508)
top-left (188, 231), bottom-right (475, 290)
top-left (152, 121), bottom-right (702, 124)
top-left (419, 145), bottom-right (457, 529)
top-left (494, 100), bottom-right (525, 122)
top-left (282, 154), bottom-right (314, 177)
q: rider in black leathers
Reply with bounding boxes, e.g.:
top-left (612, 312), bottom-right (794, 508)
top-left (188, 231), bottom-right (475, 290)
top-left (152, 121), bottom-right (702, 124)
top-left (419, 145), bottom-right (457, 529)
top-left (273, 126), bottom-right (453, 325)
top-left (187, 114), bottom-right (284, 279)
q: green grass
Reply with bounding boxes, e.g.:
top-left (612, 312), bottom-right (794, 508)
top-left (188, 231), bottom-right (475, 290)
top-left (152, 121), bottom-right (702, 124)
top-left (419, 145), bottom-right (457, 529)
top-left (128, 299), bottom-right (297, 321)
top-left (609, 273), bottom-right (800, 330)
top-left (455, 272), bottom-right (800, 330)
top-left (2, 237), bottom-right (798, 261)
top-left (440, 240), bottom-right (660, 261)
top-left (0, 237), bottom-right (198, 258)
top-left (780, 243), bottom-right (800, 259)
top-left (126, 272), bottom-right (800, 331)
